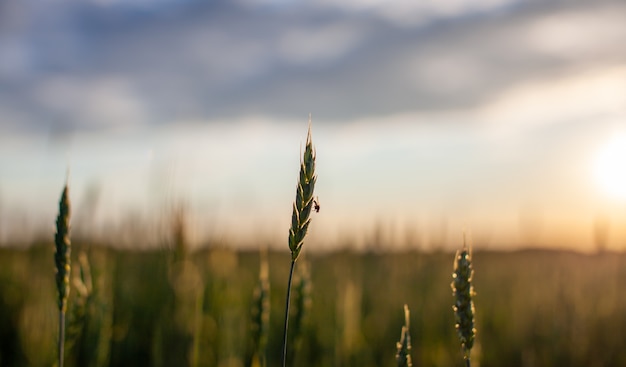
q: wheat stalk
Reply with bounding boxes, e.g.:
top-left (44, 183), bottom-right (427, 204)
top-left (54, 183), bottom-right (71, 367)
top-left (288, 259), bottom-right (312, 366)
top-left (395, 304), bottom-right (412, 367)
top-left (282, 122), bottom-right (317, 367)
top-left (451, 239), bottom-right (476, 367)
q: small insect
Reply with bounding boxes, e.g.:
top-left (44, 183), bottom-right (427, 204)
top-left (313, 197), bottom-right (320, 213)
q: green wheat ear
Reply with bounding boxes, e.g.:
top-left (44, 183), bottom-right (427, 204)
top-left (288, 124), bottom-right (316, 262)
top-left (451, 240), bottom-right (476, 366)
top-left (54, 183), bottom-right (71, 367)
top-left (55, 184), bottom-right (71, 312)
top-left (395, 304), bottom-right (412, 367)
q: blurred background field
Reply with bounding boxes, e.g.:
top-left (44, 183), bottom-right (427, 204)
top-left (2, 239), bottom-right (626, 367)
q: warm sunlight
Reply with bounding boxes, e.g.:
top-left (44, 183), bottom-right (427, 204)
top-left (594, 133), bottom-right (626, 200)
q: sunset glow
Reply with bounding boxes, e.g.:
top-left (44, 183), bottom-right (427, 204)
top-left (594, 134), bottom-right (626, 201)
top-left (1, 0), bottom-right (626, 251)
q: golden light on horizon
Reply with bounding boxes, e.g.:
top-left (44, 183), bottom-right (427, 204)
top-left (594, 133), bottom-right (626, 201)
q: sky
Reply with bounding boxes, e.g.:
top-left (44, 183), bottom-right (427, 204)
top-left (1, 0), bottom-right (626, 251)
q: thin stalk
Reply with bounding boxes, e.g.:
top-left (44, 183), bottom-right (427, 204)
top-left (191, 288), bottom-right (203, 367)
top-left (465, 357), bottom-right (471, 367)
top-left (282, 259), bottom-right (296, 367)
top-left (288, 259), bottom-right (311, 366)
top-left (58, 311), bottom-right (66, 367)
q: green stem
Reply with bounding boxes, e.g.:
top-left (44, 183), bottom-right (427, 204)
top-left (281, 259), bottom-right (296, 367)
top-left (58, 310), bottom-right (65, 367)
top-left (465, 357), bottom-right (471, 367)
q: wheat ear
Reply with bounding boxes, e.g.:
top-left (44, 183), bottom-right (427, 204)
top-left (452, 240), bottom-right (476, 367)
top-left (54, 184), bottom-right (71, 367)
top-left (282, 122), bottom-right (316, 367)
top-left (66, 251), bottom-right (93, 354)
top-left (288, 124), bottom-right (317, 262)
top-left (250, 249), bottom-right (270, 367)
top-left (395, 304), bottom-right (412, 367)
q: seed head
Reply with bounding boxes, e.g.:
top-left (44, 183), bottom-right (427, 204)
top-left (395, 304), bottom-right (413, 367)
top-left (451, 242), bottom-right (476, 361)
top-left (250, 250), bottom-right (270, 366)
top-left (54, 184), bottom-right (72, 313)
top-left (288, 124), bottom-right (316, 261)
top-left (66, 251), bottom-right (93, 351)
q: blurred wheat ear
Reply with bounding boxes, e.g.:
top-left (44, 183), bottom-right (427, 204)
top-left (54, 183), bottom-right (71, 367)
top-left (395, 304), bottom-right (412, 367)
top-left (451, 239), bottom-right (476, 367)
top-left (282, 121), bottom-right (317, 367)
top-left (250, 249), bottom-right (270, 367)
top-left (66, 251), bottom-right (93, 361)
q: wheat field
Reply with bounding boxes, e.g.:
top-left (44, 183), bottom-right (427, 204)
top-left (0, 241), bottom-right (625, 367)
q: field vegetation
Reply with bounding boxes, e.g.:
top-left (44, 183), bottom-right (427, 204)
top-left (0, 240), bottom-right (625, 367)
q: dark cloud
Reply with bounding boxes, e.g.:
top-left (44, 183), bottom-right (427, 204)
top-left (0, 0), bottom-right (625, 133)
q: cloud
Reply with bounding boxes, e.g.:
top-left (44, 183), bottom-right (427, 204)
top-left (277, 22), bottom-right (365, 65)
top-left (311, 0), bottom-right (521, 26)
top-left (480, 66), bottom-right (626, 135)
top-left (522, 3), bottom-right (626, 58)
top-left (0, 0), bottom-right (625, 134)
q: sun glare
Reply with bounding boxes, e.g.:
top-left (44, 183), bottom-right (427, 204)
top-left (594, 134), bottom-right (626, 201)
